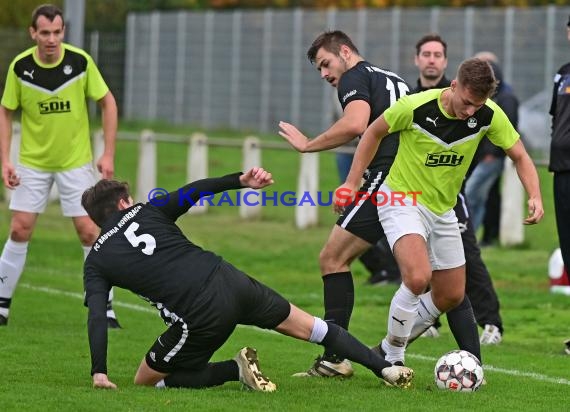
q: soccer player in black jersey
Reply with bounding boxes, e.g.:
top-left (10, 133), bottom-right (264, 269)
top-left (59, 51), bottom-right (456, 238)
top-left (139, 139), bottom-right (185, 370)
top-left (82, 167), bottom-right (413, 390)
top-left (550, 16), bottom-right (570, 355)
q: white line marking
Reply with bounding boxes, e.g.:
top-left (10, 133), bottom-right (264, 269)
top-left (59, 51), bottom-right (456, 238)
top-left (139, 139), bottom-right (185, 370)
top-left (20, 283), bottom-right (570, 385)
top-left (401, 352), bottom-right (570, 386)
top-left (20, 283), bottom-right (277, 334)
top-left (21, 283), bottom-right (155, 313)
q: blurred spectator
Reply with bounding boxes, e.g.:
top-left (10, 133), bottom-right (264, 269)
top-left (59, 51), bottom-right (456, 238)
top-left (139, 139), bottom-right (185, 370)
top-left (549, 15), bottom-right (570, 356)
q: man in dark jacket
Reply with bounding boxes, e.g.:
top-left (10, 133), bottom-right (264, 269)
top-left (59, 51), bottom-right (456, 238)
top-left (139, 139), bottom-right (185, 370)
top-left (549, 16), bottom-right (570, 355)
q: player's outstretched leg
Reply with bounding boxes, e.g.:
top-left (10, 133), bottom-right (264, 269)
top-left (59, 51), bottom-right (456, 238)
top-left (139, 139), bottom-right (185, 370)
top-left (297, 271), bottom-right (355, 378)
top-left (276, 305), bottom-right (414, 388)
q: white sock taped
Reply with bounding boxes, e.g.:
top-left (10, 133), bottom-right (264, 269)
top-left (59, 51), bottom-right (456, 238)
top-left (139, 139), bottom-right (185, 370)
top-left (309, 316), bottom-right (329, 343)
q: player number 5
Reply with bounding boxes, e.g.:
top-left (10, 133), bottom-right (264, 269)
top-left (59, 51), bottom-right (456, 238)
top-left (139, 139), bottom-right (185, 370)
top-left (124, 222), bottom-right (156, 255)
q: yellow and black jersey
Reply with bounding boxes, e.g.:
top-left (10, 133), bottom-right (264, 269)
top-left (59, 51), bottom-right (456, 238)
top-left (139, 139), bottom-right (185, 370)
top-left (384, 88), bottom-right (519, 214)
top-left (1, 43), bottom-right (109, 171)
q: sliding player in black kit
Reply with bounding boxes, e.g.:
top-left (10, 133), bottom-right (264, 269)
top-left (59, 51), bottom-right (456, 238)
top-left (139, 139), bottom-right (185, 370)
top-left (82, 167), bottom-right (413, 391)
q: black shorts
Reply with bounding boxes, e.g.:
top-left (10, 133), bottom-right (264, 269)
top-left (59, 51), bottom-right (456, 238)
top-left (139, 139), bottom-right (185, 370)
top-left (145, 260), bottom-right (291, 373)
top-left (336, 169), bottom-right (388, 244)
top-left (455, 191), bottom-right (469, 233)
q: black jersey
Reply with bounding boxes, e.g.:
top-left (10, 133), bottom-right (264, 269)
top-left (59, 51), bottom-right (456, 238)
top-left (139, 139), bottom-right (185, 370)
top-left (337, 61), bottom-right (410, 170)
top-left (84, 173), bottom-right (243, 375)
top-left (549, 62), bottom-right (570, 172)
top-left (412, 75), bottom-right (451, 93)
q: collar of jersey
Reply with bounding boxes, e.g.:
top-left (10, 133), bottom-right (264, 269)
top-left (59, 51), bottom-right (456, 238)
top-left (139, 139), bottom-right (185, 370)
top-left (32, 44), bottom-right (66, 69)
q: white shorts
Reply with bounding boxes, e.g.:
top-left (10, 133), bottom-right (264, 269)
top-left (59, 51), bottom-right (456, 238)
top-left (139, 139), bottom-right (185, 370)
top-left (9, 163), bottom-right (96, 217)
top-left (377, 183), bottom-right (465, 270)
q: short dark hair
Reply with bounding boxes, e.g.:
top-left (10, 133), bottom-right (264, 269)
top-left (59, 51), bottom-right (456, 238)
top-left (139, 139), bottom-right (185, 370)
top-left (82, 180), bottom-right (130, 227)
top-left (31, 4), bottom-right (64, 30)
top-left (307, 30), bottom-right (360, 64)
top-left (415, 33), bottom-right (447, 57)
top-left (457, 58), bottom-right (497, 99)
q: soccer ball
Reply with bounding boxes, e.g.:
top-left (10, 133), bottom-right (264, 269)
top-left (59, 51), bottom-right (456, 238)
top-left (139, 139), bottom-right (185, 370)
top-left (434, 350), bottom-right (484, 392)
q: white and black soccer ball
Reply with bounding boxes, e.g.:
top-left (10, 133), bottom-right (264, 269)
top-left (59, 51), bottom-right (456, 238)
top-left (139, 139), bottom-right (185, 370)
top-left (434, 350), bottom-right (484, 392)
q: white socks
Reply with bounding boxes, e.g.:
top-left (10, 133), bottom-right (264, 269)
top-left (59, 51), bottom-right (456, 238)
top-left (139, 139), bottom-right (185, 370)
top-left (409, 290), bottom-right (441, 341)
top-left (0, 240), bottom-right (29, 317)
top-left (106, 288), bottom-right (117, 319)
top-left (382, 283), bottom-right (420, 364)
top-left (309, 316), bottom-right (329, 343)
top-left (82, 245), bottom-right (92, 260)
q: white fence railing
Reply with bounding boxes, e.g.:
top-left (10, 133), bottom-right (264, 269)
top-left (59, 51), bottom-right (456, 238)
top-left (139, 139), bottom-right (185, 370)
top-left (126, 130), bottom-right (323, 229)
top-left (5, 125), bottom-right (527, 242)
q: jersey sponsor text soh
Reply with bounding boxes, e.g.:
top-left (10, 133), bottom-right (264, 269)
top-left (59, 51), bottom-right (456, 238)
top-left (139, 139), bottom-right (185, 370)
top-left (425, 150), bottom-right (464, 167)
top-left (38, 96), bottom-right (71, 114)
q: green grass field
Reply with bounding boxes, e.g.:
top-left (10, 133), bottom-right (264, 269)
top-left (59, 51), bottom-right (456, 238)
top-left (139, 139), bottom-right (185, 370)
top-left (0, 135), bottom-right (569, 411)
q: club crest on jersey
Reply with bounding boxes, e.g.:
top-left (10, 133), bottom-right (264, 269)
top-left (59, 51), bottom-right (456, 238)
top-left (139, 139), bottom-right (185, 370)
top-left (425, 150), bottom-right (464, 167)
top-left (467, 117), bottom-right (477, 128)
top-left (38, 96), bottom-right (71, 114)
top-left (63, 65), bottom-right (73, 75)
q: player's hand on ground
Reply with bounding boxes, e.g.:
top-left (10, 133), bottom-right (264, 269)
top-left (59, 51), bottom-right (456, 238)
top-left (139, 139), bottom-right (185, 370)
top-left (524, 197), bottom-right (544, 225)
top-left (333, 183), bottom-right (357, 214)
top-left (278, 121), bottom-right (309, 152)
top-left (92, 373), bottom-right (117, 389)
top-left (241, 167), bottom-right (274, 189)
top-left (2, 161), bottom-right (20, 189)
top-left (96, 154), bottom-right (115, 179)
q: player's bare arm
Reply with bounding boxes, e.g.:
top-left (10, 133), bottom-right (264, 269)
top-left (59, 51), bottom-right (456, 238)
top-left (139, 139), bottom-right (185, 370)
top-left (505, 139), bottom-right (544, 224)
top-left (239, 167), bottom-right (274, 189)
top-left (97, 91), bottom-right (118, 179)
top-left (332, 115), bottom-right (390, 214)
top-left (279, 100), bottom-right (370, 153)
top-left (0, 106), bottom-right (19, 189)
top-left (345, 115), bottom-right (390, 187)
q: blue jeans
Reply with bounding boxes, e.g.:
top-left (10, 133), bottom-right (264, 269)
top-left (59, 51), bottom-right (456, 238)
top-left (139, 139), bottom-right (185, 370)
top-left (336, 152), bottom-right (354, 183)
top-left (465, 157), bottom-right (504, 232)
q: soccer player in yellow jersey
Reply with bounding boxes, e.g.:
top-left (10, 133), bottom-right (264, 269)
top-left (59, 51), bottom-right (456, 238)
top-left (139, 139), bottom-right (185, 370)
top-left (0, 4), bottom-right (120, 328)
top-left (337, 58), bottom-right (543, 366)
